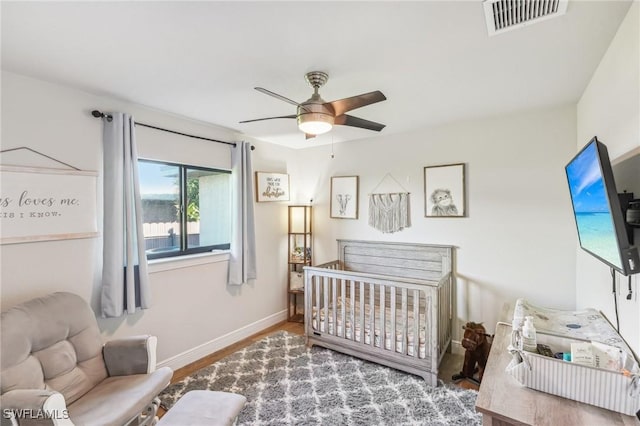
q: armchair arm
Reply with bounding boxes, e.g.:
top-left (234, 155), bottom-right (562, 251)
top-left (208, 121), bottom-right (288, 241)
top-left (1, 390), bottom-right (73, 426)
top-left (103, 335), bottom-right (157, 376)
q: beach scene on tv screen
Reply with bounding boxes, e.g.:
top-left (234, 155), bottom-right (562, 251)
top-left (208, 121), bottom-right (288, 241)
top-left (567, 143), bottom-right (622, 269)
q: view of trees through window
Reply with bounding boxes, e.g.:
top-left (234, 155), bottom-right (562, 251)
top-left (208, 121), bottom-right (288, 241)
top-left (138, 159), bottom-right (231, 259)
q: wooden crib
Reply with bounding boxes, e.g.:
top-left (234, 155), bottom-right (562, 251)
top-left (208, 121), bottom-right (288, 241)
top-left (304, 240), bottom-right (453, 386)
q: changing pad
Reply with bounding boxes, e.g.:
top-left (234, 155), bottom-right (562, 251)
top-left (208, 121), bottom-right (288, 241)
top-left (513, 298), bottom-right (637, 367)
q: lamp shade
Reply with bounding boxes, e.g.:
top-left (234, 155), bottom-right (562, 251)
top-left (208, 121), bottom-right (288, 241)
top-left (298, 112), bottom-right (334, 135)
top-left (289, 205), bottom-right (312, 233)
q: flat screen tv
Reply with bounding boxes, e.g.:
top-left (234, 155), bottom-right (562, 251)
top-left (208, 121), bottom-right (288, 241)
top-left (565, 137), bottom-right (639, 276)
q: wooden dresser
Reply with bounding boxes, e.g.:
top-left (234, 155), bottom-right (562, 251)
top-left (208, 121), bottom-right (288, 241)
top-left (476, 320), bottom-right (640, 425)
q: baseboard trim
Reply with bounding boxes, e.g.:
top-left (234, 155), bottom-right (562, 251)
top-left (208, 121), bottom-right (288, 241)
top-left (157, 309), bottom-right (288, 371)
top-left (451, 339), bottom-right (465, 356)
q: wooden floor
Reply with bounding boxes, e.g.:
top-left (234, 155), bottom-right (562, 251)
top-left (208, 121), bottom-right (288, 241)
top-left (159, 320), bottom-right (477, 417)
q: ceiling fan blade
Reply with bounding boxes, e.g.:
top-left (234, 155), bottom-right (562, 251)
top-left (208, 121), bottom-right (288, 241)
top-left (334, 114), bottom-right (386, 132)
top-left (305, 133), bottom-right (316, 140)
top-left (327, 90), bottom-right (386, 116)
top-left (255, 87), bottom-right (302, 108)
top-left (239, 114), bottom-right (296, 124)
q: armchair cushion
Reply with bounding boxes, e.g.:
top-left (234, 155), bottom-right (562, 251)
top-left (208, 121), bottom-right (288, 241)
top-left (103, 335), bottom-right (157, 376)
top-left (1, 293), bottom-right (107, 405)
top-left (67, 368), bottom-right (172, 426)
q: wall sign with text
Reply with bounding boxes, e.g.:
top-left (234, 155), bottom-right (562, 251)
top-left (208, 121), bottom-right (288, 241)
top-left (0, 165), bottom-right (99, 244)
top-left (255, 172), bottom-right (290, 202)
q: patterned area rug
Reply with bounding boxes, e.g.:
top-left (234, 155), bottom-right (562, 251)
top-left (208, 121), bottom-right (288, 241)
top-left (159, 331), bottom-right (481, 425)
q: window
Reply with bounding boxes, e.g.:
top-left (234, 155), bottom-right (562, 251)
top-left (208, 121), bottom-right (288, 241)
top-left (138, 159), bottom-right (231, 259)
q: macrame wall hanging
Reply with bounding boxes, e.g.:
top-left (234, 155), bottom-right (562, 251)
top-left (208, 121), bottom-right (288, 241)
top-left (368, 173), bottom-right (411, 233)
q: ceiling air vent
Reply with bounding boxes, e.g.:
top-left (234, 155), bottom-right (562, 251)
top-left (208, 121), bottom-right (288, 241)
top-left (483, 0), bottom-right (568, 36)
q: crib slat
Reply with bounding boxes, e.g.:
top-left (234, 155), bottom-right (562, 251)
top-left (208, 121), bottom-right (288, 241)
top-left (341, 279), bottom-right (346, 338)
top-left (390, 287), bottom-right (396, 353)
top-left (401, 288), bottom-right (408, 355)
top-left (369, 282), bottom-right (375, 348)
top-left (380, 285), bottom-right (386, 353)
top-left (332, 278), bottom-right (337, 337)
top-left (359, 282), bottom-right (365, 345)
top-left (350, 280), bottom-right (355, 340)
top-left (413, 289), bottom-right (420, 358)
top-left (323, 276), bottom-right (329, 334)
top-left (315, 275), bottom-right (320, 331)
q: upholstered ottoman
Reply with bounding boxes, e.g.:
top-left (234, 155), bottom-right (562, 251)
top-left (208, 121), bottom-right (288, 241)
top-left (158, 390), bottom-right (246, 426)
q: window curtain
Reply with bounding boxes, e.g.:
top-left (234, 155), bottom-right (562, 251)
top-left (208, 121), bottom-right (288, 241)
top-left (101, 112), bottom-right (151, 317)
top-left (228, 141), bottom-right (257, 285)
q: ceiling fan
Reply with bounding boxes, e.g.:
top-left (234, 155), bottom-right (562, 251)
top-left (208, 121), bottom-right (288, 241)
top-left (240, 71), bottom-right (387, 139)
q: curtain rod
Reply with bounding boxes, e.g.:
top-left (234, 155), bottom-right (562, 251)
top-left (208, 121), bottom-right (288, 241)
top-left (91, 110), bottom-right (254, 150)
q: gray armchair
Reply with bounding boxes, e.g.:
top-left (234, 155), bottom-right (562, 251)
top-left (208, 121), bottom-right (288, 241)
top-left (1, 292), bottom-right (173, 426)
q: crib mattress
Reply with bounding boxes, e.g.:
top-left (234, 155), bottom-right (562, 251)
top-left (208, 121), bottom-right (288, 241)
top-left (311, 297), bottom-right (427, 358)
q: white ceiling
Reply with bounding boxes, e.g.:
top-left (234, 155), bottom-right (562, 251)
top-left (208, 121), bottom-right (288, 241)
top-left (1, 1), bottom-right (632, 149)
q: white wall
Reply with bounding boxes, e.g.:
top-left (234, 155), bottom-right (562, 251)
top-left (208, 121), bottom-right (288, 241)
top-left (290, 105), bottom-right (578, 343)
top-left (0, 71), bottom-right (294, 368)
top-left (577, 2), bottom-right (640, 354)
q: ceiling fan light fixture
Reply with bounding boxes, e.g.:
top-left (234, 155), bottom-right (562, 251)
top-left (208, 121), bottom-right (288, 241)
top-left (298, 112), bottom-right (334, 135)
top-left (241, 71), bottom-right (387, 138)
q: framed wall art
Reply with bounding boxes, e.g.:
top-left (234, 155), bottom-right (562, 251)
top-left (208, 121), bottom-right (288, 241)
top-left (424, 163), bottom-right (466, 217)
top-left (0, 165), bottom-right (99, 244)
top-left (255, 172), bottom-right (290, 202)
top-left (330, 176), bottom-right (359, 219)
